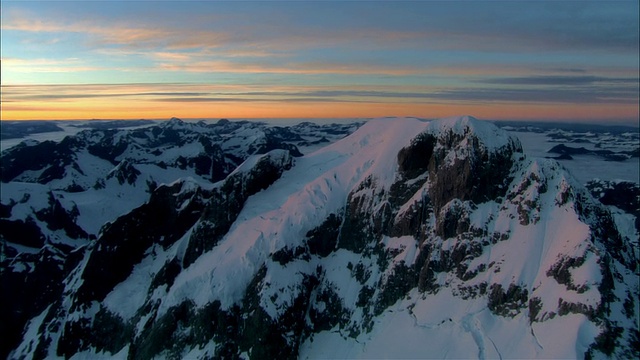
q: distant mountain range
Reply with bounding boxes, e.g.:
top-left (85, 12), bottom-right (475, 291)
top-left (1, 117), bottom-right (638, 359)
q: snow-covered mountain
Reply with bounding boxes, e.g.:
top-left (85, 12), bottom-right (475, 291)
top-left (0, 118), bottom-right (359, 359)
top-left (1, 116), bottom-right (638, 359)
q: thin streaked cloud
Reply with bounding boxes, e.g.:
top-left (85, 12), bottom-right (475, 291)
top-left (1, 0), bottom-right (637, 123)
top-left (426, 87), bottom-right (639, 105)
top-left (2, 57), bottom-right (107, 73)
top-left (4, 82), bottom-right (636, 106)
top-left (154, 60), bottom-right (429, 76)
top-left (2, 15), bottom-right (230, 50)
top-left (476, 76), bottom-right (639, 86)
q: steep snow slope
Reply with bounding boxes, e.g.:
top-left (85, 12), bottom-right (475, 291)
top-left (0, 118), bottom-right (361, 359)
top-left (6, 116), bottom-right (639, 359)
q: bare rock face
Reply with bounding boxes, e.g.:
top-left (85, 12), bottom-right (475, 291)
top-left (586, 179), bottom-right (640, 233)
top-left (425, 123), bottom-right (522, 213)
top-left (0, 244), bottom-right (83, 359)
top-left (435, 199), bottom-right (473, 239)
top-left (183, 150), bottom-right (293, 267)
top-left (0, 137), bottom-right (82, 183)
top-left (74, 179), bottom-right (209, 307)
top-left (340, 116), bottom-right (522, 252)
top-left (106, 159), bottom-right (141, 185)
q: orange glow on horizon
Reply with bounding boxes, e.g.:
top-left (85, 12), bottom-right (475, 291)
top-left (2, 99), bottom-right (638, 123)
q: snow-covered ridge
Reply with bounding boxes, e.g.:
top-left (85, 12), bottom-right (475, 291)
top-left (427, 115), bottom-right (517, 152)
top-left (3, 116), bottom-right (638, 360)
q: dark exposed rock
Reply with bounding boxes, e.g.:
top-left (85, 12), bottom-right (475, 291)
top-left (546, 255), bottom-right (587, 292)
top-left (417, 259), bottom-right (439, 293)
top-left (397, 133), bottom-right (436, 178)
top-left (74, 180), bottom-right (208, 306)
top-left (0, 138), bottom-right (79, 183)
top-left (87, 130), bottom-right (129, 164)
top-left (308, 285), bottom-right (351, 333)
top-left (149, 258), bottom-right (182, 293)
top-left (586, 180), bottom-right (640, 233)
top-left (456, 282), bottom-right (488, 300)
top-left (528, 297), bottom-right (543, 323)
top-left (337, 176), bottom-right (392, 254)
top-left (58, 305), bottom-right (133, 358)
top-left (487, 283), bottom-right (528, 317)
top-left (349, 261), bottom-right (372, 284)
top-left (35, 192), bottom-right (89, 240)
top-left (435, 199), bottom-right (473, 239)
top-left (546, 153), bottom-right (574, 160)
top-left (271, 246), bottom-right (308, 266)
top-left (585, 321), bottom-right (624, 358)
top-left (548, 144), bottom-right (592, 156)
top-left (575, 190), bottom-right (635, 272)
top-left (0, 121), bottom-right (64, 140)
top-left (357, 285), bottom-right (376, 308)
top-left (182, 150), bottom-right (293, 267)
top-left (250, 127), bottom-right (305, 157)
top-left (428, 130), bottom-right (520, 213)
top-left (374, 263), bottom-right (417, 315)
top-left (591, 181), bottom-right (640, 215)
top-left (387, 176), bottom-right (431, 239)
top-left (623, 291), bottom-right (635, 319)
top-left (0, 216), bottom-right (46, 248)
top-left (557, 298), bottom-right (596, 319)
top-left (238, 265), bottom-right (318, 359)
top-left (64, 182), bottom-right (86, 193)
top-left (0, 244), bottom-right (83, 359)
top-left (388, 195), bottom-right (431, 238)
top-left (306, 213), bottom-right (342, 257)
top-left (0, 202), bottom-right (12, 218)
top-left (57, 317), bottom-right (92, 357)
top-left (130, 299), bottom-right (242, 360)
top-left (129, 300), bottom-right (196, 359)
top-left (106, 160), bottom-right (141, 185)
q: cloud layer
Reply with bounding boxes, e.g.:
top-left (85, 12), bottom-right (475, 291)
top-left (1, 1), bottom-right (638, 122)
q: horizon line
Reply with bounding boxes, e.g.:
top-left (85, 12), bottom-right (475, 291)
top-left (1, 116), bottom-right (638, 128)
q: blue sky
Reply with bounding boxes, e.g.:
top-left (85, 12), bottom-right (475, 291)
top-left (1, 0), bottom-right (638, 122)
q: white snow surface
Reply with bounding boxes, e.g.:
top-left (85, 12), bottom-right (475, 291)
top-left (162, 117), bottom-right (435, 312)
top-left (8, 116), bottom-right (638, 359)
top-left (141, 116), bottom-right (619, 358)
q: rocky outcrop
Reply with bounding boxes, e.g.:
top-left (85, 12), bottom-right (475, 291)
top-left (74, 179), bottom-right (209, 307)
top-left (0, 137), bottom-right (81, 183)
top-left (586, 179), bottom-right (640, 232)
top-left (183, 150), bottom-right (293, 267)
top-left (425, 122), bottom-right (522, 213)
top-left (0, 243), bottom-right (84, 359)
top-left (0, 216), bottom-right (46, 248)
top-left (106, 159), bottom-right (141, 185)
top-left (0, 121), bottom-right (64, 140)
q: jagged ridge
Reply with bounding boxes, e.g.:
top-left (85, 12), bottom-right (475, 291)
top-left (5, 116), bottom-right (639, 359)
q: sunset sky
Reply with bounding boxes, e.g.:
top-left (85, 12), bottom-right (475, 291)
top-left (1, 0), bottom-right (639, 124)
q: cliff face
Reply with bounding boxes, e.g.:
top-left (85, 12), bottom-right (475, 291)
top-left (5, 117), bottom-right (639, 359)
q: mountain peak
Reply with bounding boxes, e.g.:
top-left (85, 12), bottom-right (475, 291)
top-left (3, 117), bottom-right (637, 360)
top-left (165, 117), bottom-right (186, 128)
top-left (427, 115), bottom-right (519, 152)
